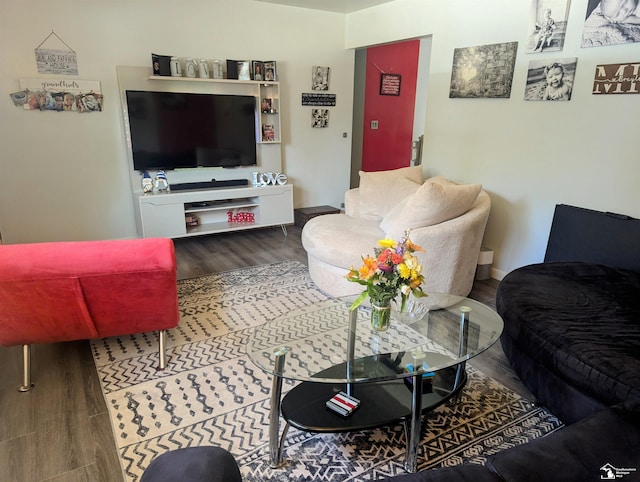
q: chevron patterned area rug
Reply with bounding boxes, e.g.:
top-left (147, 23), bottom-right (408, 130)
top-left (90, 260), bottom-right (562, 482)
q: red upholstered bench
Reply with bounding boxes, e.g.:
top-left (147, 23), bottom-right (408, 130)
top-left (0, 238), bottom-right (179, 391)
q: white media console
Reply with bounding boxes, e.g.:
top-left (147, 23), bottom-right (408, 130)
top-left (117, 66), bottom-right (292, 240)
top-left (134, 184), bottom-right (293, 238)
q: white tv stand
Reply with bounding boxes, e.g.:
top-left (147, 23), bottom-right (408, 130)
top-left (134, 184), bottom-right (293, 238)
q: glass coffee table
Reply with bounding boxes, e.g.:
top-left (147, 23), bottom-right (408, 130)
top-left (246, 294), bottom-right (503, 473)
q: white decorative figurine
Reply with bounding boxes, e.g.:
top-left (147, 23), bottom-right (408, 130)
top-left (154, 170), bottom-right (169, 191)
top-left (141, 171), bottom-right (154, 193)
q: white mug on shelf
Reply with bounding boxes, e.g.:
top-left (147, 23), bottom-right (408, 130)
top-left (198, 59), bottom-right (210, 79)
top-left (213, 60), bottom-right (224, 79)
top-left (185, 58), bottom-right (197, 78)
top-left (170, 57), bottom-right (182, 77)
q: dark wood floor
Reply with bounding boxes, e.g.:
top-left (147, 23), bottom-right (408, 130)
top-left (0, 226), bottom-right (532, 482)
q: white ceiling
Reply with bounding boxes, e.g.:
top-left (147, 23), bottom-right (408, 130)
top-left (253, 0), bottom-right (394, 13)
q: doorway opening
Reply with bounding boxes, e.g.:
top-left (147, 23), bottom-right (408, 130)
top-left (350, 36), bottom-right (432, 187)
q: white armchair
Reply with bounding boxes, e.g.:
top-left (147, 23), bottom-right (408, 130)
top-left (301, 167), bottom-right (491, 298)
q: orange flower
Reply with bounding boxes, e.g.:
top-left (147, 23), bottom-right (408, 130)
top-left (358, 256), bottom-right (378, 280)
top-left (405, 238), bottom-right (425, 252)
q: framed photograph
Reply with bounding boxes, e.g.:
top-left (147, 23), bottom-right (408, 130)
top-left (252, 61), bottom-right (264, 81)
top-left (449, 42), bottom-right (518, 98)
top-left (262, 124), bottom-right (275, 141)
top-left (264, 61), bottom-right (277, 81)
top-left (237, 60), bottom-right (251, 80)
top-left (261, 98), bottom-right (273, 113)
top-left (380, 73), bottom-right (401, 96)
top-left (526, 0), bottom-right (571, 53)
top-left (582, 0), bottom-right (640, 47)
top-left (524, 58), bottom-right (577, 101)
top-left (312, 66), bottom-right (330, 90)
top-left (312, 108), bottom-right (329, 128)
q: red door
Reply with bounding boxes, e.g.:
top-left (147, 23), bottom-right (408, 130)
top-left (361, 39), bottom-right (420, 172)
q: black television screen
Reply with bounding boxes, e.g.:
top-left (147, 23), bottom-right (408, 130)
top-left (125, 90), bottom-right (257, 171)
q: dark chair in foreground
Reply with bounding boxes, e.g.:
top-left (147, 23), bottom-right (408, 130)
top-left (141, 446), bottom-right (242, 482)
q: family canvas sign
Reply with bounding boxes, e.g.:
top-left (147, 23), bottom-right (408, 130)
top-left (593, 62), bottom-right (640, 95)
top-left (11, 78), bottom-right (103, 112)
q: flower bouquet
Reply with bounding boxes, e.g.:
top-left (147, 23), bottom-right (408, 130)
top-left (346, 230), bottom-right (427, 331)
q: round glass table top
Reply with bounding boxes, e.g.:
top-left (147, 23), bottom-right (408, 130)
top-left (246, 293), bottom-right (503, 384)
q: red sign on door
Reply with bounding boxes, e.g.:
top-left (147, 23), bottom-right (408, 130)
top-left (380, 73), bottom-right (401, 96)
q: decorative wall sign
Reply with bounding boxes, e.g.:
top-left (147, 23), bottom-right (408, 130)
top-left (301, 93), bottom-right (336, 106)
top-left (312, 109), bottom-right (329, 128)
top-left (380, 73), bottom-right (401, 95)
top-left (312, 66), bottom-right (330, 90)
top-left (252, 172), bottom-right (288, 186)
top-left (525, 58), bottom-right (577, 101)
top-left (35, 30), bottom-right (78, 75)
top-left (16, 78), bottom-right (102, 112)
top-left (593, 62), bottom-right (640, 94)
top-left (449, 42), bottom-right (518, 98)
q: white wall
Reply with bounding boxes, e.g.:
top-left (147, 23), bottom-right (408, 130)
top-left (3, 0), bottom-right (638, 279)
top-left (0, 0), bottom-right (354, 243)
top-left (347, 0), bottom-right (640, 278)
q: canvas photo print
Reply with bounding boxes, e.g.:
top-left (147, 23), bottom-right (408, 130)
top-left (312, 108), bottom-right (329, 127)
top-left (526, 0), bottom-right (571, 52)
top-left (582, 0), bottom-right (640, 47)
top-left (449, 42), bottom-right (518, 98)
top-left (525, 58), bottom-right (577, 101)
top-left (312, 66), bottom-right (330, 90)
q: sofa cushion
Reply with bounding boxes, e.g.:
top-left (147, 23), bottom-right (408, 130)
top-left (381, 176), bottom-right (481, 240)
top-left (358, 166), bottom-right (423, 220)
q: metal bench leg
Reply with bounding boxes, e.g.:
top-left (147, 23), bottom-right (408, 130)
top-left (18, 344), bottom-right (35, 392)
top-left (157, 329), bottom-right (167, 370)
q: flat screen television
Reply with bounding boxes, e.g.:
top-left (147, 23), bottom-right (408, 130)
top-left (125, 90), bottom-right (257, 171)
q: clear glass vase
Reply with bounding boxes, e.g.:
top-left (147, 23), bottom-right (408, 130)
top-left (370, 300), bottom-right (392, 332)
